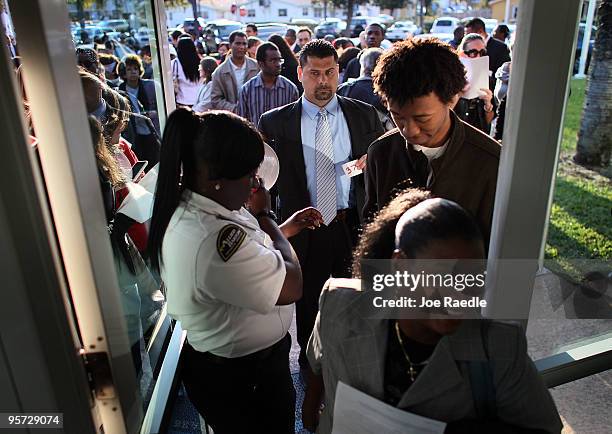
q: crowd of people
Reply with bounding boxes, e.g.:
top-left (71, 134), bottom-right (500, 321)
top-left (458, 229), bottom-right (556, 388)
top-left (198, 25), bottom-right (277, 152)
top-left (148, 19), bottom-right (556, 434)
top-left (11, 14), bottom-right (556, 434)
top-left (165, 19), bottom-right (511, 140)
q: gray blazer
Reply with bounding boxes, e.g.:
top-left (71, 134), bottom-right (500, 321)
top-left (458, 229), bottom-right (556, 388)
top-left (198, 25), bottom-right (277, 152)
top-left (307, 280), bottom-right (563, 434)
top-left (210, 56), bottom-right (259, 113)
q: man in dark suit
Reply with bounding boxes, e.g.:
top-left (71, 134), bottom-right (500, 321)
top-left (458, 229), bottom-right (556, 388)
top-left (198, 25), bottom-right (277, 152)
top-left (465, 18), bottom-right (511, 90)
top-left (259, 40), bottom-right (384, 368)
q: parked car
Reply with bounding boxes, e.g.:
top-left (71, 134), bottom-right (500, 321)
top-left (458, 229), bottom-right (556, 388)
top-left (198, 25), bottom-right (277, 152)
top-left (98, 19), bottom-right (130, 33)
top-left (76, 39), bottom-right (135, 61)
top-left (430, 16), bottom-right (460, 34)
top-left (460, 17), bottom-right (498, 35)
top-left (251, 23), bottom-right (290, 41)
top-left (315, 18), bottom-right (347, 38)
top-left (182, 17), bottom-right (206, 36)
top-left (349, 16), bottom-right (382, 37)
top-left (413, 33), bottom-right (454, 43)
top-left (134, 27), bottom-right (150, 47)
top-left (203, 19), bottom-right (243, 52)
top-left (72, 26), bottom-right (106, 44)
top-left (386, 21), bottom-right (419, 41)
top-left (377, 14), bottom-right (395, 27)
top-left (483, 18), bottom-right (498, 35)
top-left (290, 18), bottom-right (318, 28)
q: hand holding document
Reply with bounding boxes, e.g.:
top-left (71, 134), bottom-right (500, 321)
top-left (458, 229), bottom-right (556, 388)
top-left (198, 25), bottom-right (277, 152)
top-left (138, 163), bottom-right (159, 194)
top-left (342, 159), bottom-right (363, 177)
top-left (332, 382), bottom-right (446, 434)
top-left (460, 56), bottom-right (490, 100)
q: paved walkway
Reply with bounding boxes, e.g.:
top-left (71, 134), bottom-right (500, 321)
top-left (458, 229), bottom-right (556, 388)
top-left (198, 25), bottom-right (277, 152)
top-left (528, 269), bottom-right (611, 433)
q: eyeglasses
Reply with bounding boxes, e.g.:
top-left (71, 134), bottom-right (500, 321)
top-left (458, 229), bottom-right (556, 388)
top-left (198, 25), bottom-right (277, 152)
top-left (464, 49), bottom-right (487, 58)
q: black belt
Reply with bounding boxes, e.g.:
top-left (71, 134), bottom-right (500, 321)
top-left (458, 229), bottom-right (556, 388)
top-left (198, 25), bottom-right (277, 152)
top-left (187, 333), bottom-right (289, 366)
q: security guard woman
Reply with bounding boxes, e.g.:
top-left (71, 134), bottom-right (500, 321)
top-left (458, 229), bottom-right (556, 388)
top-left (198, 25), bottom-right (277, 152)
top-left (148, 108), bottom-right (322, 433)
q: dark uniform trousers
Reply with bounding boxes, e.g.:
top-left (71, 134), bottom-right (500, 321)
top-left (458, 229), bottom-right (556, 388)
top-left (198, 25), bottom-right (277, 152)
top-left (181, 333), bottom-right (295, 434)
top-left (297, 208), bottom-right (358, 367)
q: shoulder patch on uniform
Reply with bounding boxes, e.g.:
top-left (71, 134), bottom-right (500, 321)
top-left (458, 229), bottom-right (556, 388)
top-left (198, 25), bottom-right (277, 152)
top-left (216, 224), bottom-right (247, 262)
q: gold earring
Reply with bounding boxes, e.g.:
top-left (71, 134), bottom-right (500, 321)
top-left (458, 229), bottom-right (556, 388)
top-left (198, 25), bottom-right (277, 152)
top-left (214, 183), bottom-right (221, 191)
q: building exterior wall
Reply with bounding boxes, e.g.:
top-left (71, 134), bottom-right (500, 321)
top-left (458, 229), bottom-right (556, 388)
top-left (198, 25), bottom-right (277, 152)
top-left (490, 0), bottom-right (520, 23)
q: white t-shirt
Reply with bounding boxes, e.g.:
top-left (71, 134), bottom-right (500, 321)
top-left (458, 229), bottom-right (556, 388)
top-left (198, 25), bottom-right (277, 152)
top-left (171, 58), bottom-right (203, 106)
top-left (161, 190), bottom-right (292, 357)
top-left (230, 58), bottom-right (247, 89)
top-left (412, 141), bottom-right (448, 187)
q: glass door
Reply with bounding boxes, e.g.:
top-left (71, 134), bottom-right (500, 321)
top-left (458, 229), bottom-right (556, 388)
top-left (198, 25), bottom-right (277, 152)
top-left (5, 0), bottom-right (175, 432)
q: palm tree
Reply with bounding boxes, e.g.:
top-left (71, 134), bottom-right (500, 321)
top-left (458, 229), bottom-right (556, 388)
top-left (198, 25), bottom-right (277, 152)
top-left (575, 0), bottom-right (611, 169)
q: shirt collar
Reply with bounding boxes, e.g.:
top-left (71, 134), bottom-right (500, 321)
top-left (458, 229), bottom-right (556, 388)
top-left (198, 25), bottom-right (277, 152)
top-left (301, 94), bottom-right (339, 121)
top-left (182, 189), bottom-right (258, 230)
top-left (230, 58), bottom-right (246, 71)
top-left (412, 140), bottom-right (449, 161)
top-left (253, 72), bottom-right (286, 89)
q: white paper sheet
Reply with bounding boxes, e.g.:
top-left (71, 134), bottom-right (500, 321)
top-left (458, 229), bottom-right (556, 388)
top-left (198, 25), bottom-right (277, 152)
top-left (332, 382), bottom-right (446, 434)
top-left (117, 182), bottom-right (154, 223)
top-left (138, 163), bottom-right (159, 194)
top-left (341, 159), bottom-right (363, 177)
top-left (460, 56), bottom-right (490, 100)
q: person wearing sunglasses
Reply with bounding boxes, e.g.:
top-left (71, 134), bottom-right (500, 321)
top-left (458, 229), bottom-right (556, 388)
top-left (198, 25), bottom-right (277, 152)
top-left (455, 33), bottom-right (495, 134)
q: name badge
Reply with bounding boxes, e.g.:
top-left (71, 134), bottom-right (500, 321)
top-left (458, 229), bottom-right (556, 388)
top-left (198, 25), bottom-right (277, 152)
top-left (342, 159), bottom-right (363, 177)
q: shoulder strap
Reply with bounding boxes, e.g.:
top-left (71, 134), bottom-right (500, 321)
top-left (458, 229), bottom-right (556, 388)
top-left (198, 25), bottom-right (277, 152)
top-left (461, 320), bottom-right (497, 420)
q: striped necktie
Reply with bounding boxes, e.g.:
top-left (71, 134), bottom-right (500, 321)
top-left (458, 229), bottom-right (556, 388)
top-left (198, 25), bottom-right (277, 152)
top-left (315, 108), bottom-right (337, 225)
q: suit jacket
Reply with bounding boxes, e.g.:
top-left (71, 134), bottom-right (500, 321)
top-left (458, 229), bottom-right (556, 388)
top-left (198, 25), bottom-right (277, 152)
top-left (486, 37), bottom-right (511, 90)
top-left (258, 96), bottom-right (384, 261)
top-left (307, 281), bottom-right (563, 434)
top-left (363, 111), bottom-right (500, 244)
top-left (210, 56), bottom-right (259, 112)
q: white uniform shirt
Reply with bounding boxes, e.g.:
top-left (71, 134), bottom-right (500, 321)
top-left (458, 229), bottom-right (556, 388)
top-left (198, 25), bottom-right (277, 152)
top-left (161, 190), bottom-right (292, 357)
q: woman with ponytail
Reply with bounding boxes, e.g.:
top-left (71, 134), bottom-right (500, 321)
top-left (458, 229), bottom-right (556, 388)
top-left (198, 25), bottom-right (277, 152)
top-left (148, 108), bottom-right (322, 433)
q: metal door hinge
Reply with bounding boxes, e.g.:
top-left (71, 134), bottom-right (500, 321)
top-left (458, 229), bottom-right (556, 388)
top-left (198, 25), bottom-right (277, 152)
top-left (80, 351), bottom-right (116, 400)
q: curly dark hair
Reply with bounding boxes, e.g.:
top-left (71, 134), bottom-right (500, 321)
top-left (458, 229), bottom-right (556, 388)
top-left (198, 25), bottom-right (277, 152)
top-left (372, 38), bottom-right (466, 106)
top-left (352, 188), bottom-right (431, 277)
top-left (298, 39), bottom-right (338, 67)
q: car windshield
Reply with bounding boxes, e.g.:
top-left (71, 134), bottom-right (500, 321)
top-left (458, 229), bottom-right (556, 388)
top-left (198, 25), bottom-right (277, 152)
top-left (218, 24), bottom-right (242, 37)
top-left (437, 20), bottom-right (452, 26)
